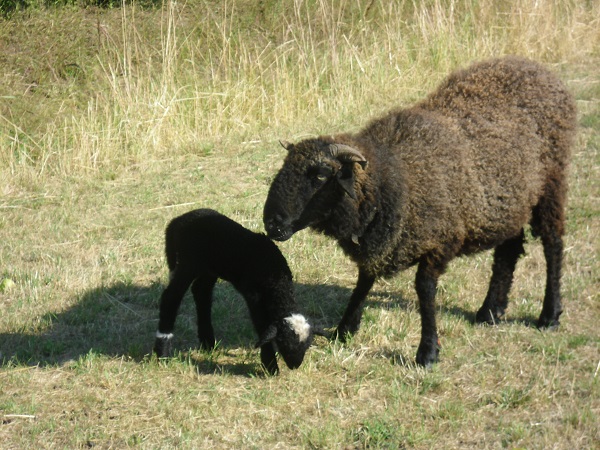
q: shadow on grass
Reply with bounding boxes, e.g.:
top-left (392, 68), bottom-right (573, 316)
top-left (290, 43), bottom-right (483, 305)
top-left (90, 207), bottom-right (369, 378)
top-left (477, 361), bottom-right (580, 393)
top-left (0, 280), bottom-right (354, 375)
top-left (0, 278), bottom-right (540, 375)
top-left (441, 305), bottom-right (539, 328)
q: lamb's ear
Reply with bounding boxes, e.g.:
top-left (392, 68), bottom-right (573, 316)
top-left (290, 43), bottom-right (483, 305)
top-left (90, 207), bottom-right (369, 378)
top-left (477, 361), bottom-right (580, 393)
top-left (312, 327), bottom-right (329, 338)
top-left (279, 140), bottom-right (294, 151)
top-left (255, 324), bottom-right (278, 348)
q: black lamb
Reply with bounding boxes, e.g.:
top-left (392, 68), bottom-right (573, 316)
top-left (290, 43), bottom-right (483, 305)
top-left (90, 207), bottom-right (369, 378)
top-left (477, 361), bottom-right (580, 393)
top-left (262, 56), bottom-right (577, 367)
top-left (154, 208), bottom-right (313, 374)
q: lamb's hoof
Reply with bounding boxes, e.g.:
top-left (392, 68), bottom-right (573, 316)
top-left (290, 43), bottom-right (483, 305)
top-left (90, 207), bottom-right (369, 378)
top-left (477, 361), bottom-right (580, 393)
top-left (154, 336), bottom-right (173, 357)
top-left (416, 341), bottom-right (440, 368)
top-left (261, 360), bottom-right (280, 376)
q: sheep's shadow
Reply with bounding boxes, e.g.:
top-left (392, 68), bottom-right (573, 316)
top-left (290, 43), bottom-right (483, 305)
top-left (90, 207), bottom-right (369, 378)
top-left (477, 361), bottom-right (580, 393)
top-left (440, 304), bottom-right (538, 328)
top-left (0, 278), bottom-right (539, 375)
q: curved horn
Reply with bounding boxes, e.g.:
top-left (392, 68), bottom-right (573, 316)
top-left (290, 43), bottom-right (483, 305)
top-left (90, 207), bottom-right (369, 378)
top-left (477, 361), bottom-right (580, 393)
top-left (279, 140), bottom-right (293, 151)
top-left (328, 144), bottom-right (367, 165)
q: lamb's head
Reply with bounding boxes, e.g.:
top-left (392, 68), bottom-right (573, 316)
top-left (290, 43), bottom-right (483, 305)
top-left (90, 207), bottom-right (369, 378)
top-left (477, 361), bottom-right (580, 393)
top-left (256, 314), bottom-right (313, 369)
top-left (263, 138), bottom-right (368, 241)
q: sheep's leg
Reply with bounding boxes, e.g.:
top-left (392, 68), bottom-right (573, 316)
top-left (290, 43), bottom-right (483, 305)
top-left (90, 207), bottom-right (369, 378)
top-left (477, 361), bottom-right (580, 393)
top-left (334, 269), bottom-right (376, 342)
top-left (475, 230), bottom-right (525, 325)
top-left (154, 269), bottom-right (195, 357)
top-left (191, 275), bottom-right (218, 350)
top-left (537, 228), bottom-right (563, 329)
top-left (530, 176), bottom-right (566, 329)
top-left (415, 259), bottom-right (446, 367)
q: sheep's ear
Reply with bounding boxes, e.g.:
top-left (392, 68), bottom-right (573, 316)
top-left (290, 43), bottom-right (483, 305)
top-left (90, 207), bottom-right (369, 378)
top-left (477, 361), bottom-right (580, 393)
top-left (255, 324), bottom-right (278, 348)
top-left (279, 140), bottom-right (294, 151)
top-left (329, 144), bottom-right (368, 170)
top-left (336, 164), bottom-right (358, 200)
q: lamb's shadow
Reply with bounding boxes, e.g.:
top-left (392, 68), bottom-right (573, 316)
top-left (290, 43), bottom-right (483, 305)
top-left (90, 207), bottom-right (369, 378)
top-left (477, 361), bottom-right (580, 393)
top-left (0, 281), bottom-right (165, 367)
top-left (0, 280), bottom-right (357, 375)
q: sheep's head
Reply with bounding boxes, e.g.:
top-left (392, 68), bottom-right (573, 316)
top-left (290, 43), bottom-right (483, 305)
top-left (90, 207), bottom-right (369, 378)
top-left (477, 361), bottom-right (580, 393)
top-left (256, 314), bottom-right (313, 369)
top-left (263, 138), bottom-right (368, 241)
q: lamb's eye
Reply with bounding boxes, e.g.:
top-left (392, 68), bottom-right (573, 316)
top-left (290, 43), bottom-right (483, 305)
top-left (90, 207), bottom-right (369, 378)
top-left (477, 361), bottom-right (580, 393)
top-left (316, 173), bottom-right (328, 182)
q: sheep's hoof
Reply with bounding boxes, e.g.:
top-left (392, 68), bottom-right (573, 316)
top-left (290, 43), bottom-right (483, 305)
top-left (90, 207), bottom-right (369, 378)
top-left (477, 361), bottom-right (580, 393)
top-left (198, 337), bottom-right (217, 351)
top-left (475, 307), bottom-right (504, 325)
top-left (331, 329), bottom-right (353, 343)
top-left (154, 336), bottom-right (173, 358)
top-left (416, 341), bottom-right (439, 368)
top-left (332, 323), bottom-right (359, 343)
top-left (537, 314), bottom-right (561, 330)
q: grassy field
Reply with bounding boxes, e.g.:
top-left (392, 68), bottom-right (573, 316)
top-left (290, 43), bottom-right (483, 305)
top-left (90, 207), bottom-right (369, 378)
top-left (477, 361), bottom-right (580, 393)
top-left (1, 0), bottom-right (599, 448)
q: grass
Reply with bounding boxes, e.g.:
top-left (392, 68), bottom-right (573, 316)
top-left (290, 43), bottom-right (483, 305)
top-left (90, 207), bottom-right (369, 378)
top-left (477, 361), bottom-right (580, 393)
top-left (1, 0), bottom-right (599, 448)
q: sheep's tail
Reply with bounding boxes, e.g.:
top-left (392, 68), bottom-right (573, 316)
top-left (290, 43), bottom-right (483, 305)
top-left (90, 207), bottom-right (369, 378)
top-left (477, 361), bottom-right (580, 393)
top-left (164, 221), bottom-right (178, 272)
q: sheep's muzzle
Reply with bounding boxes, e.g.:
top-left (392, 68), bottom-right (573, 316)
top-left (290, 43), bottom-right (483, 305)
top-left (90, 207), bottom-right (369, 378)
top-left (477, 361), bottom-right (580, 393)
top-left (264, 213), bottom-right (295, 241)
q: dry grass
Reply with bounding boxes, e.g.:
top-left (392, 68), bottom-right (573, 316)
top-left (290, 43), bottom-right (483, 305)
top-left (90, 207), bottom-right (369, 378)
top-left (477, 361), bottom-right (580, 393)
top-left (1, 0), bottom-right (599, 448)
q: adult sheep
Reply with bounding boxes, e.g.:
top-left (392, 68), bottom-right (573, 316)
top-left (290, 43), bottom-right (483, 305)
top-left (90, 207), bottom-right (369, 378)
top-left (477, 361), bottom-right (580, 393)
top-left (154, 208), bottom-right (313, 374)
top-left (263, 56), bottom-right (577, 367)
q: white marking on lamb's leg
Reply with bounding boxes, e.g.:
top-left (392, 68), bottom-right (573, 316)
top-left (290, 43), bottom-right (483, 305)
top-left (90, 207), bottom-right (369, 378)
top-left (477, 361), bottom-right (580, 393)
top-left (284, 314), bottom-right (311, 342)
top-left (169, 270), bottom-right (176, 281)
top-left (156, 331), bottom-right (174, 339)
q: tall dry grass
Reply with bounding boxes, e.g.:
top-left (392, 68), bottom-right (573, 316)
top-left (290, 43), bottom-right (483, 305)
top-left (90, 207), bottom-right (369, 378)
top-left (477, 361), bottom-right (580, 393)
top-left (1, 2), bottom-right (599, 448)
top-left (1, 0), bottom-right (598, 180)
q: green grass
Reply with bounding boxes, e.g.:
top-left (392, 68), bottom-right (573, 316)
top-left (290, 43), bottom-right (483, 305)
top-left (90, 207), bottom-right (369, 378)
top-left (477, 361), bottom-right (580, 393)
top-left (1, 0), bottom-right (599, 448)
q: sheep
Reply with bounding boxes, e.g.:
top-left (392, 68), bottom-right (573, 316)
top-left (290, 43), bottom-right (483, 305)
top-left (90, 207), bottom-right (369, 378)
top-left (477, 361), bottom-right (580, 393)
top-left (154, 208), bottom-right (313, 374)
top-left (262, 56), bottom-right (577, 367)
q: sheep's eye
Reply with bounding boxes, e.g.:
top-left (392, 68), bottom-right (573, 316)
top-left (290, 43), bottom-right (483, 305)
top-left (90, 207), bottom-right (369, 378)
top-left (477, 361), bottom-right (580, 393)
top-left (308, 165), bottom-right (332, 183)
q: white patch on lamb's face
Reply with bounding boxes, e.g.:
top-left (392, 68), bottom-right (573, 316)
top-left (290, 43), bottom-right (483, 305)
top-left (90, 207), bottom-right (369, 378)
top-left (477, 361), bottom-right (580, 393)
top-left (155, 331), bottom-right (174, 339)
top-left (284, 314), bottom-right (311, 343)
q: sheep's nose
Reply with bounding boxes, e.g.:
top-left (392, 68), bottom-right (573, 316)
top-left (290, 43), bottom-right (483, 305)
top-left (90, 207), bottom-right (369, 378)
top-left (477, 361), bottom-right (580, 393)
top-left (265, 213), bottom-right (284, 233)
top-left (264, 213), bottom-right (293, 241)
top-left (270, 213), bottom-right (285, 227)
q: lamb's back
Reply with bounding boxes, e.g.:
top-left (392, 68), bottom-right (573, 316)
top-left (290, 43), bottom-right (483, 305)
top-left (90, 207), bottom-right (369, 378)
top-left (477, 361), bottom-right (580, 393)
top-left (168, 209), bottom-right (291, 284)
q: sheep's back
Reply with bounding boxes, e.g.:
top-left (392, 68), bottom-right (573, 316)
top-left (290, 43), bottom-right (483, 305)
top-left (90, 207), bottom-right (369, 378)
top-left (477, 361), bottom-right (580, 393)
top-left (353, 57), bottom-right (576, 271)
top-left (421, 56), bottom-right (576, 169)
top-left (417, 57), bottom-right (576, 247)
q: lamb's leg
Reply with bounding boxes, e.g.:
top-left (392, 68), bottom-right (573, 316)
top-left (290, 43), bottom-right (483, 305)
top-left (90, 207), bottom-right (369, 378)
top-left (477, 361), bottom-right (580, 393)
top-left (259, 343), bottom-right (279, 376)
top-left (154, 269), bottom-right (195, 357)
top-left (476, 230), bottom-right (525, 325)
top-left (334, 269), bottom-right (376, 342)
top-left (244, 294), bottom-right (280, 375)
top-left (415, 258), bottom-right (447, 367)
top-left (191, 275), bottom-right (218, 350)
